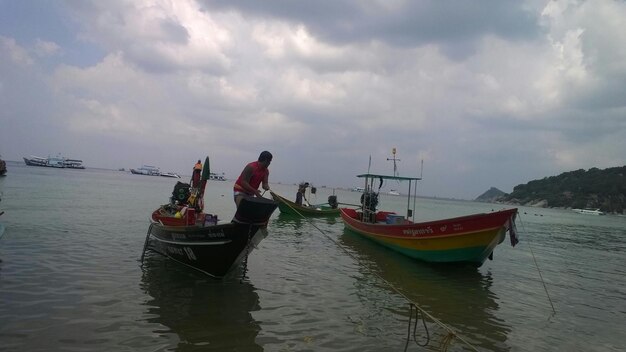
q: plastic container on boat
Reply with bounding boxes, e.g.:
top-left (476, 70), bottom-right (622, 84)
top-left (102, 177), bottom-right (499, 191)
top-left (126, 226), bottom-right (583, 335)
top-left (386, 214), bottom-right (404, 224)
top-left (203, 214), bottom-right (218, 226)
top-left (186, 208), bottom-right (196, 225)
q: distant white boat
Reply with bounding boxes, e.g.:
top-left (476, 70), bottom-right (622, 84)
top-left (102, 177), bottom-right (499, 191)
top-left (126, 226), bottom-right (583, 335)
top-left (23, 155), bottom-right (85, 169)
top-left (130, 165), bottom-right (161, 176)
top-left (209, 173), bottom-right (226, 181)
top-left (572, 208), bottom-right (605, 215)
top-left (352, 186), bottom-right (365, 192)
top-left (388, 189), bottom-right (400, 196)
top-left (161, 172), bottom-right (181, 178)
top-left (63, 159), bottom-right (85, 169)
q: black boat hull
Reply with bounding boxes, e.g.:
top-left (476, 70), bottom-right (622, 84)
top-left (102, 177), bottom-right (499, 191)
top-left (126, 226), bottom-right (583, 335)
top-left (146, 196), bottom-right (278, 278)
top-left (148, 222), bottom-right (267, 278)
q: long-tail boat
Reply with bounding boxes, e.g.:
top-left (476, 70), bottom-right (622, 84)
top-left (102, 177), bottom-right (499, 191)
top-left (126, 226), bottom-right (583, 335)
top-left (270, 191), bottom-right (340, 217)
top-left (142, 156), bottom-right (278, 278)
top-left (340, 172), bottom-right (518, 267)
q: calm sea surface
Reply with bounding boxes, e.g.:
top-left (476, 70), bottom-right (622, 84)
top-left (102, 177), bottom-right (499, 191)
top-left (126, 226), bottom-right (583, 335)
top-left (0, 162), bottom-right (624, 351)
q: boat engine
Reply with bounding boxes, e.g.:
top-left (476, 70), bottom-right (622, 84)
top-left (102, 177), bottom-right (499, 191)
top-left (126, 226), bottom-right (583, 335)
top-left (328, 195), bottom-right (338, 209)
top-left (360, 191), bottom-right (378, 212)
top-left (171, 181), bottom-right (191, 205)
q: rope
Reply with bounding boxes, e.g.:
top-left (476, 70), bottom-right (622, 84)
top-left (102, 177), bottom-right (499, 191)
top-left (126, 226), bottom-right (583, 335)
top-left (439, 332), bottom-right (455, 352)
top-left (140, 222), bottom-right (155, 263)
top-left (518, 215), bottom-right (557, 316)
top-left (404, 303), bottom-right (430, 351)
top-left (275, 192), bottom-right (480, 351)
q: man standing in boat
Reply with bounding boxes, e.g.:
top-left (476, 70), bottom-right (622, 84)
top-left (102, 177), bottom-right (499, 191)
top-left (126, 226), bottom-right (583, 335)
top-left (233, 151), bottom-right (272, 207)
top-left (295, 182), bottom-right (310, 206)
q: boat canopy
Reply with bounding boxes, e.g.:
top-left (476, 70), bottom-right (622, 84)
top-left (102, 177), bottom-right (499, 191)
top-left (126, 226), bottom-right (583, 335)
top-left (356, 173), bottom-right (421, 222)
top-left (356, 173), bottom-right (421, 181)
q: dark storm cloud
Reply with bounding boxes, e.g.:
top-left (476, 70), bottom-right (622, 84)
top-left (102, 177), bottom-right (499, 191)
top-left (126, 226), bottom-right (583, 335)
top-left (199, 0), bottom-right (540, 53)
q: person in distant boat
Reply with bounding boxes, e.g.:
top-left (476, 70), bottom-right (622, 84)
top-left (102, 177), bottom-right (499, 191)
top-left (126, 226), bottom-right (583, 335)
top-left (191, 159), bottom-right (202, 188)
top-left (295, 182), bottom-right (310, 206)
top-left (233, 151), bottom-right (272, 207)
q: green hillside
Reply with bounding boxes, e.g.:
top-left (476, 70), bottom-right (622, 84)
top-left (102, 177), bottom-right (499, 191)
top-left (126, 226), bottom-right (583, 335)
top-left (497, 166), bottom-right (626, 214)
top-left (476, 187), bottom-right (506, 202)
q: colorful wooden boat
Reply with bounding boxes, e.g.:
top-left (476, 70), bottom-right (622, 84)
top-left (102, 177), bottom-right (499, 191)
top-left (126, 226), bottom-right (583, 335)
top-left (143, 156), bottom-right (279, 278)
top-left (147, 196), bottom-right (278, 278)
top-left (340, 173), bottom-right (519, 266)
top-left (270, 191), bottom-right (340, 217)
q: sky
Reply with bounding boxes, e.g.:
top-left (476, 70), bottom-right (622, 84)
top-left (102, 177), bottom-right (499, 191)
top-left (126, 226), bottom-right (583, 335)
top-left (1, 0), bottom-right (625, 199)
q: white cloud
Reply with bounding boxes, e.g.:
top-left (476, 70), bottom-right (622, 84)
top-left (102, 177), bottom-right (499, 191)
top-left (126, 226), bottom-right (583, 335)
top-left (34, 39), bottom-right (62, 57)
top-left (1, 0), bottom-right (625, 199)
top-left (0, 36), bottom-right (34, 66)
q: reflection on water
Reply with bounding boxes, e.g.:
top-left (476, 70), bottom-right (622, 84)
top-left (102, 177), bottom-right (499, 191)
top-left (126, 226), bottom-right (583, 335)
top-left (340, 229), bottom-right (512, 352)
top-left (273, 212), bottom-right (339, 229)
top-left (273, 212), bottom-right (306, 229)
top-left (140, 255), bottom-right (262, 351)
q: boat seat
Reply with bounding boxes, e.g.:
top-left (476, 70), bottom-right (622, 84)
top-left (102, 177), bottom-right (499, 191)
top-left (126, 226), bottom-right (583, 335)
top-left (376, 211), bottom-right (396, 222)
top-left (342, 208), bottom-right (359, 218)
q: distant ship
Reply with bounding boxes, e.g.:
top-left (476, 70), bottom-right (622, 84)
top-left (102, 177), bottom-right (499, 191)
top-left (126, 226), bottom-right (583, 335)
top-left (161, 172), bottom-right (181, 178)
top-left (388, 189), bottom-right (400, 196)
top-left (572, 208), bottom-right (605, 215)
top-left (130, 165), bottom-right (161, 176)
top-left (23, 155), bottom-right (85, 169)
top-left (209, 172), bottom-right (226, 181)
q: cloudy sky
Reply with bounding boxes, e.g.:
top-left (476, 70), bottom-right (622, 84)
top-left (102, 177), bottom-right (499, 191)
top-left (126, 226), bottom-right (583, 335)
top-left (1, 0), bottom-right (625, 199)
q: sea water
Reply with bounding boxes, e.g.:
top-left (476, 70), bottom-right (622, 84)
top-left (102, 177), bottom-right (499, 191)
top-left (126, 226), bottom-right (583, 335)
top-left (0, 162), bottom-right (624, 351)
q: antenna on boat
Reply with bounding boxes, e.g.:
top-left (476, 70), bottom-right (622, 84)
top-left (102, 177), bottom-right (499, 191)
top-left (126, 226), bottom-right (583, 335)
top-left (387, 147), bottom-right (400, 177)
top-left (367, 155), bottom-right (372, 173)
top-left (412, 159), bottom-right (424, 222)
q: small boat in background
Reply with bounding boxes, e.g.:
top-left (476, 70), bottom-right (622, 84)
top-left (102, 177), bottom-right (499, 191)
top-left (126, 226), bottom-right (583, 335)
top-left (23, 155), bottom-right (85, 169)
top-left (24, 155), bottom-right (53, 167)
top-left (209, 172), bottom-right (226, 181)
top-left (160, 172), bottom-right (181, 178)
top-left (388, 189), bottom-right (400, 196)
top-left (131, 165), bottom-right (161, 176)
top-left (0, 156), bottom-right (6, 176)
top-left (63, 159), bottom-right (85, 169)
top-left (270, 191), bottom-right (340, 217)
top-left (572, 208), bottom-right (605, 215)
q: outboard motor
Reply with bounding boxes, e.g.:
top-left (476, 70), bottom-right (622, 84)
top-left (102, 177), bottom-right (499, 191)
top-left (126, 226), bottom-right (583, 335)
top-left (360, 191), bottom-right (379, 222)
top-left (360, 191), bottom-right (378, 212)
top-left (171, 181), bottom-right (191, 205)
top-left (328, 195), bottom-right (338, 209)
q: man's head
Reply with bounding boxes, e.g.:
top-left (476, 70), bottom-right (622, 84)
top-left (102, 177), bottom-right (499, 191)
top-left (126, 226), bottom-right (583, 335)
top-left (258, 151), bottom-right (272, 167)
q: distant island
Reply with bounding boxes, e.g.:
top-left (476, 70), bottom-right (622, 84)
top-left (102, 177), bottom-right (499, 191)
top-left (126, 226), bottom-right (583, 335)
top-left (475, 187), bottom-right (507, 202)
top-left (476, 166), bottom-right (626, 215)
